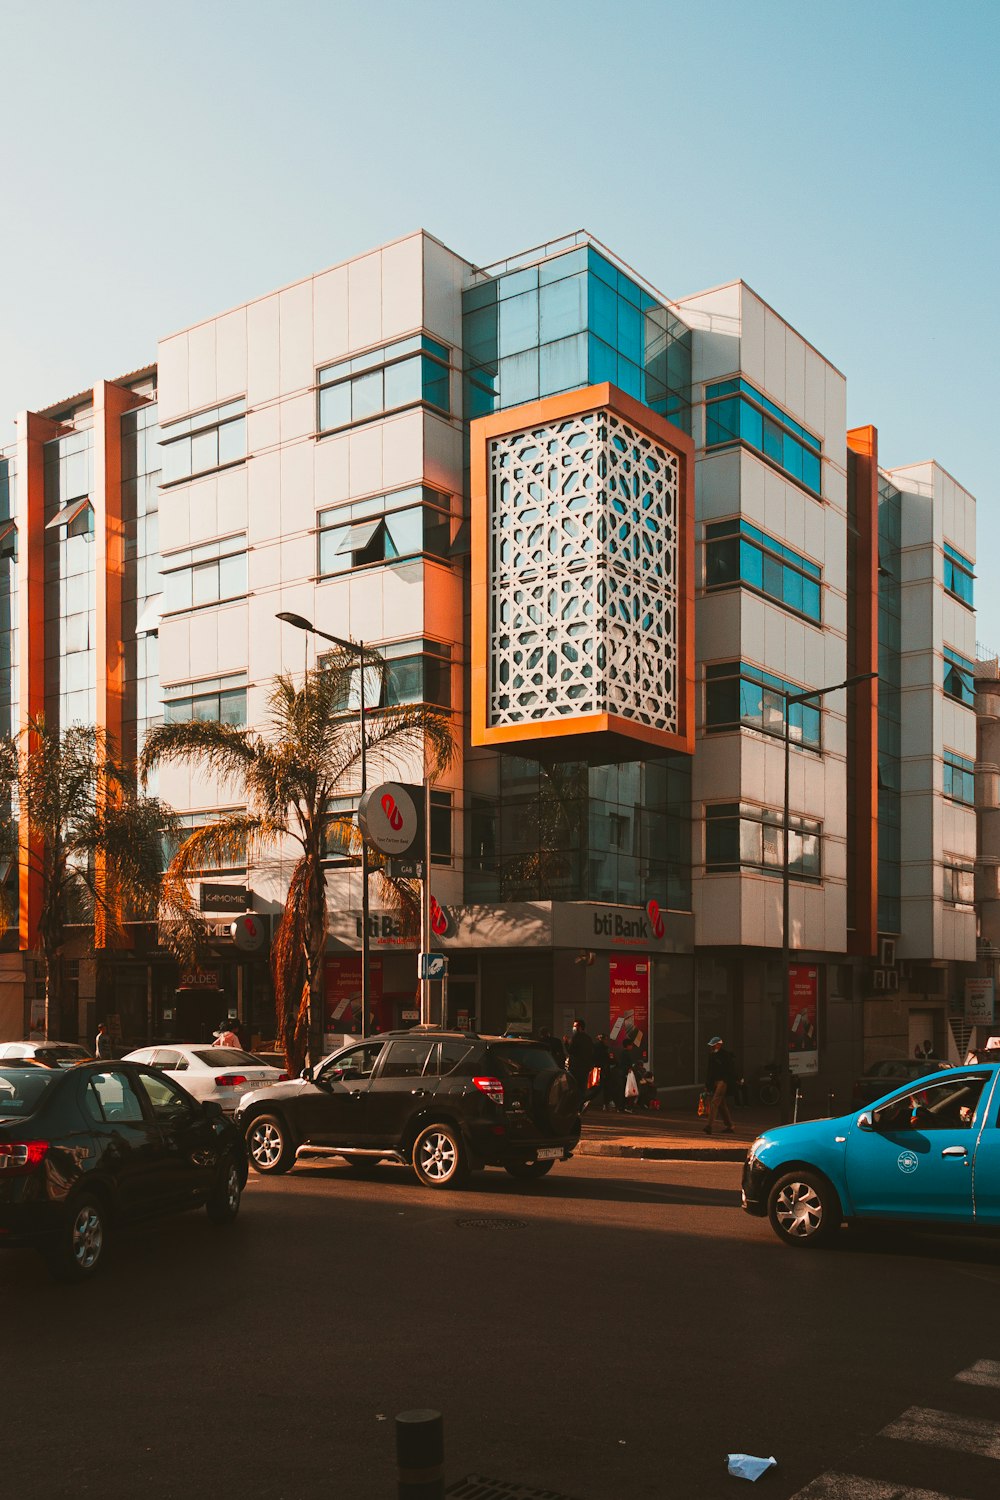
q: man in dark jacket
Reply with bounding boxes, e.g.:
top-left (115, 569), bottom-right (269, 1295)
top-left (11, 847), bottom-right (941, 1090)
top-left (703, 1035), bottom-right (739, 1135)
top-left (537, 1027), bottom-right (566, 1067)
top-left (566, 1018), bottom-right (595, 1099)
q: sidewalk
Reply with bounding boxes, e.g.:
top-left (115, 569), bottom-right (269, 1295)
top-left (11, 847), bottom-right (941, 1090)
top-left (575, 1101), bottom-right (782, 1162)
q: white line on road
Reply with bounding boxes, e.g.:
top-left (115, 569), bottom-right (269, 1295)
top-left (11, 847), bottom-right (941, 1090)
top-left (789, 1473), bottom-right (973, 1499)
top-left (955, 1359), bottom-right (1000, 1388)
top-left (880, 1406), bottom-right (1000, 1460)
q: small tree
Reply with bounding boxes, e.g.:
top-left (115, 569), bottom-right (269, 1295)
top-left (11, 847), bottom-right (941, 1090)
top-left (140, 653), bottom-right (453, 1076)
top-left (0, 717), bottom-right (189, 1042)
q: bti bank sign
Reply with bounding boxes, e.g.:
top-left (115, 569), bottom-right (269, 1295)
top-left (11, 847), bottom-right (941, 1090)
top-left (555, 900), bottom-right (669, 951)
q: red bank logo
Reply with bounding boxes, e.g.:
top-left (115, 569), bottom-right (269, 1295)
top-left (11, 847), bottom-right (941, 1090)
top-left (645, 899), bottom-right (665, 939)
top-left (430, 896), bottom-right (449, 936)
top-left (381, 792), bottom-right (404, 831)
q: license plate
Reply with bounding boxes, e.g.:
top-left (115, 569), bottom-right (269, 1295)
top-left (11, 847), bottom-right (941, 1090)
top-left (536, 1147), bottom-right (562, 1160)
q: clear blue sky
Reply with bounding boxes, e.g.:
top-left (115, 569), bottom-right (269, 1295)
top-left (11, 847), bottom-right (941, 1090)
top-left (2, 0), bottom-right (997, 639)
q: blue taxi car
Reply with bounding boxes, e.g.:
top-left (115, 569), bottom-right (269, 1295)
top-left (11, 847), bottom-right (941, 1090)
top-left (742, 1063), bottom-right (1000, 1247)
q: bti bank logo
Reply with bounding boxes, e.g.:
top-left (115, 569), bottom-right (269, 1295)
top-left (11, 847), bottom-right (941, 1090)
top-left (591, 899), bottom-right (665, 941)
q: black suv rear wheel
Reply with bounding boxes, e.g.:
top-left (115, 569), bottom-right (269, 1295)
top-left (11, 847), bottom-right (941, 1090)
top-left (412, 1123), bottom-right (467, 1189)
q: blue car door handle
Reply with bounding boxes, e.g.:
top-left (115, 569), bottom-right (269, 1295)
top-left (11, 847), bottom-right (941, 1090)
top-left (941, 1145), bottom-right (968, 1157)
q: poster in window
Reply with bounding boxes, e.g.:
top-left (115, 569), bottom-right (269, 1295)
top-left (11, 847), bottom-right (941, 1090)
top-left (609, 958), bottom-right (650, 1053)
top-left (788, 965), bottom-right (819, 1075)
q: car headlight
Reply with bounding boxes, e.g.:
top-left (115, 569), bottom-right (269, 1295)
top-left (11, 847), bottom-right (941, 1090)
top-left (747, 1136), bottom-right (766, 1167)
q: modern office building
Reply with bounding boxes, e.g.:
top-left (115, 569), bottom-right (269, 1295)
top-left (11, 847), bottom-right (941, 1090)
top-left (0, 229), bottom-right (980, 1096)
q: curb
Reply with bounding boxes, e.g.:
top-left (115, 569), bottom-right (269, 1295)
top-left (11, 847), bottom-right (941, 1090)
top-left (576, 1140), bottom-right (746, 1163)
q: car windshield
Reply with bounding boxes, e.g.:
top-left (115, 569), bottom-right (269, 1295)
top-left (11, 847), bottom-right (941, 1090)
top-left (486, 1044), bottom-right (559, 1077)
top-left (0, 1067), bottom-right (59, 1116)
top-left (38, 1046), bottom-right (90, 1068)
top-left (193, 1049), bottom-right (269, 1068)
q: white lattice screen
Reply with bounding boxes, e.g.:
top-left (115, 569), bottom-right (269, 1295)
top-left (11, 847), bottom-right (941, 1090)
top-left (487, 408), bottom-right (681, 736)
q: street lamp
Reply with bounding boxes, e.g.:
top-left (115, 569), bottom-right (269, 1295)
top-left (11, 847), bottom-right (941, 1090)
top-left (779, 670), bottom-right (877, 1122)
top-left (276, 611), bottom-right (372, 1051)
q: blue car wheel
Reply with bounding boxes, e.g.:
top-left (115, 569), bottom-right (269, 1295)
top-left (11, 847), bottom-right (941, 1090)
top-left (767, 1169), bottom-right (841, 1248)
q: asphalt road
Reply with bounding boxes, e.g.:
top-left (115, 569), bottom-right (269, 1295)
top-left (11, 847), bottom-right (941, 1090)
top-left (5, 1154), bottom-right (1000, 1500)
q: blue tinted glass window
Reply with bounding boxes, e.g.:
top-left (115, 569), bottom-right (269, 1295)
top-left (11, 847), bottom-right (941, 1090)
top-left (421, 355), bottom-right (450, 413)
top-left (801, 577), bottom-right (821, 620)
top-left (704, 383), bottom-right (822, 495)
top-left (706, 398), bottom-right (740, 446)
top-left (499, 289), bottom-right (539, 356)
top-left (384, 356), bottom-right (422, 409)
top-left (740, 538), bottom-right (763, 589)
top-left (944, 648), bottom-right (975, 707)
top-left (739, 401), bottom-right (763, 449)
top-left (499, 267), bottom-right (538, 300)
top-left (617, 356), bottom-right (641, 400)
top-left (801, 448), bottom-right (822, 494)
top-left (782, 433), bottom-right (804, 483)
top-left (617, 299), bottom-right (642, 364)
top-left (588, 247), bottom-right (618, 288)
top-left (539, 274), bottom-right (586, 344)
top-left (499, 350), bottom-right (539, 406)
top-left (762, 416), bottom-right (783, 464)
top-left (538, 247), bottom-right (588, 285)
top-left (782, 563), bottom-right (803, 614)
top-left (540, 334), bottom-right (587, 396)
top-left (588, 274), bottom-right (618, 345)
top-left (706, 523), bottom-right (822, 622)
top-left (318, 381), bottom-right (352, 431)
top-left (465, 306), bottom-right (498, 367)
top-left (588, 335), bottom-right (618, 386)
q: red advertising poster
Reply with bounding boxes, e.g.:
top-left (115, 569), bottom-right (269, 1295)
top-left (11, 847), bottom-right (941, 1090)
top-left (788, 964), bottom-right (819, 1076)
top-left (609, 957), bottom-right (650, 1054)
top-left (324, 957), bottom-right (384, 1037)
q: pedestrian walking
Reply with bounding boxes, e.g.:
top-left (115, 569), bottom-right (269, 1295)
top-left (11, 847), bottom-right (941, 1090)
top-left (94, 1022), bottom-right (114, 1060)
top-left (703, 1035), bottom-right (739, 1135)
top-left (537, 1027), bottom-right (566, 1067)
top-left (595, 1033), bottom-right (620, 1110)
top-left (566, 1018), bottom-right (595, 1099)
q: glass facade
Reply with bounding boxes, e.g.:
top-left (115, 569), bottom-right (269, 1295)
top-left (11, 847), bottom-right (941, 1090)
top-left (704, 661), bottom-right (822, 750)
top-left (943, 646), bottom-right (976, 707)
top-left (121, 401), bottom-right (161, 761)
top-left (160, 399), bottom-right (246, 485)
top-left (704, 378), bottom-right (822, 496)
top-left (877, 476), bottom-right (902, 933)
top-left (317, 336), bottom-right (450, 433)
top-left (163, 673), bottom-right (247, 727)
top-left (317, 486), bottom-right (453, 576)
top-left (0, 455), bottom-right (17, 739)
top-left (466, 755), bottom-right (691, 911)
top-left (704, 802), bottom-right (822, 880)
top-left (705, 519), bottom-right (822, 621)
top-left (943, 750), bottom-right (975, 805)
top-left (44, 424), bottom-right (96, 729)
top-left (943, 543), bottom-right (974, 608)
top-left (161, 533), bottom-right (247, 614)
top-left (463, 244), bottom-right (692, 431)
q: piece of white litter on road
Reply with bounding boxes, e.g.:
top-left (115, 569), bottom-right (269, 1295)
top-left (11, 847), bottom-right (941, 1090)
top-left (727, 1453), bottom-right (777, 1481)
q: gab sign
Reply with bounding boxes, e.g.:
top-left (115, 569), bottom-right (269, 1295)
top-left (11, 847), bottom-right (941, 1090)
top-left (358, 782), bottom-right (420, 858)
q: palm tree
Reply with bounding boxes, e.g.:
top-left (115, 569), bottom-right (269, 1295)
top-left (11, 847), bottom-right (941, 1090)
top-left (0, 717), bottom-right (190, 1041)
top-left (140, 649), bottom-right (454, 1076)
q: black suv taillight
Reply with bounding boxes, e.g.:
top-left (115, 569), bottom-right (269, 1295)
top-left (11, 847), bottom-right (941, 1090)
top-left (473, 1076), bottom-right (504, 1105)
top-left (0, 1141), bottom-right (49, 1172)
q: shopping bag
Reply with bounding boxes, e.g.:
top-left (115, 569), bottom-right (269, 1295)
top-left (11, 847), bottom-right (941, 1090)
top-left (697, 1090), bottom-right (710, 1117)
top-left (586, 1066), bottom-right (602, 1090)
top-left (624, 1071), bottom-right (639, 1101)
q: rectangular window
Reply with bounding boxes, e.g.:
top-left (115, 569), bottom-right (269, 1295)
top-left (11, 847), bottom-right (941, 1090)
top-left (317, 487), bottom-right (453, 576)
top-left (160, 399), bottom-right (246, 485)
top-left (943, 860), bottom-right (974, 905)
top-left (705, 378), bottom-right (822, 496)
top-left (161, 534), bottom-right (247, 613)
top-left (943, 750), bottom-right (975, 805)
top-left (705, 519), bottom-right (822, 622)
top-left (317, 335), bottom-right (450, 433)
top-left (164, 811), bottom-right (246, 872)
top-left (943, 647), bottom-right (975, 707)
top-left (705, 662), bottom-right (822, 750)
top-left (705, 802), bottom-right (822, 880)
top-left (944, 543), bottom-right (974, 608)
top-left (163, 673), bottom-right (248, 727)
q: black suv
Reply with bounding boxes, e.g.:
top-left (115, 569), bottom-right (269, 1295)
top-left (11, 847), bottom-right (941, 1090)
top-left (236, 1029), bottom-right (581, 1188)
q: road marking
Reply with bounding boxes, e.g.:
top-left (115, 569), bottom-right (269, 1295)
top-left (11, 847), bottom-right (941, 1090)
top-left (790, 1475), bottom-right (971, 1499)
top-left (955, 1359), bottom-right (1000, 1388)
top-left (881, 1406), bottom-right (1000, 1459)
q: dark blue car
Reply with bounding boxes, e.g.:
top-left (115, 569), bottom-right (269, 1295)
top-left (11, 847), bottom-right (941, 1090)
top-left (742, 1063), bottom-right (1000, 1247)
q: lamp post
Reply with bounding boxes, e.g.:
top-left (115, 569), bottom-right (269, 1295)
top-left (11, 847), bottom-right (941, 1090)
top-left (276, 611), bottom-right (371, 1048)
top-left (779, 670), bottom-right (877, 1123)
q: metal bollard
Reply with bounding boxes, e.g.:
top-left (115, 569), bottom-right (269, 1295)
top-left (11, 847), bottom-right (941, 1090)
top-left (395, 1409), bottom-right (444, 1499)
top-left (827, 1090), bottom-right (836, 1117)
top-left (793, 1084), bottom-right (803, 1123)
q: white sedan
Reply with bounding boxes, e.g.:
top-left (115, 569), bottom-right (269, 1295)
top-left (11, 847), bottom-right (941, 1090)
top-left (122, 1044), bottom-right (288, 1114)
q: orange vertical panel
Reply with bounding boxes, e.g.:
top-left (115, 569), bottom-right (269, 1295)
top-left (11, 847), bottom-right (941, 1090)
top-left (846, 423), bottom-right (879, 957)
top-left (15, 410), bottom-right (70, 951)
